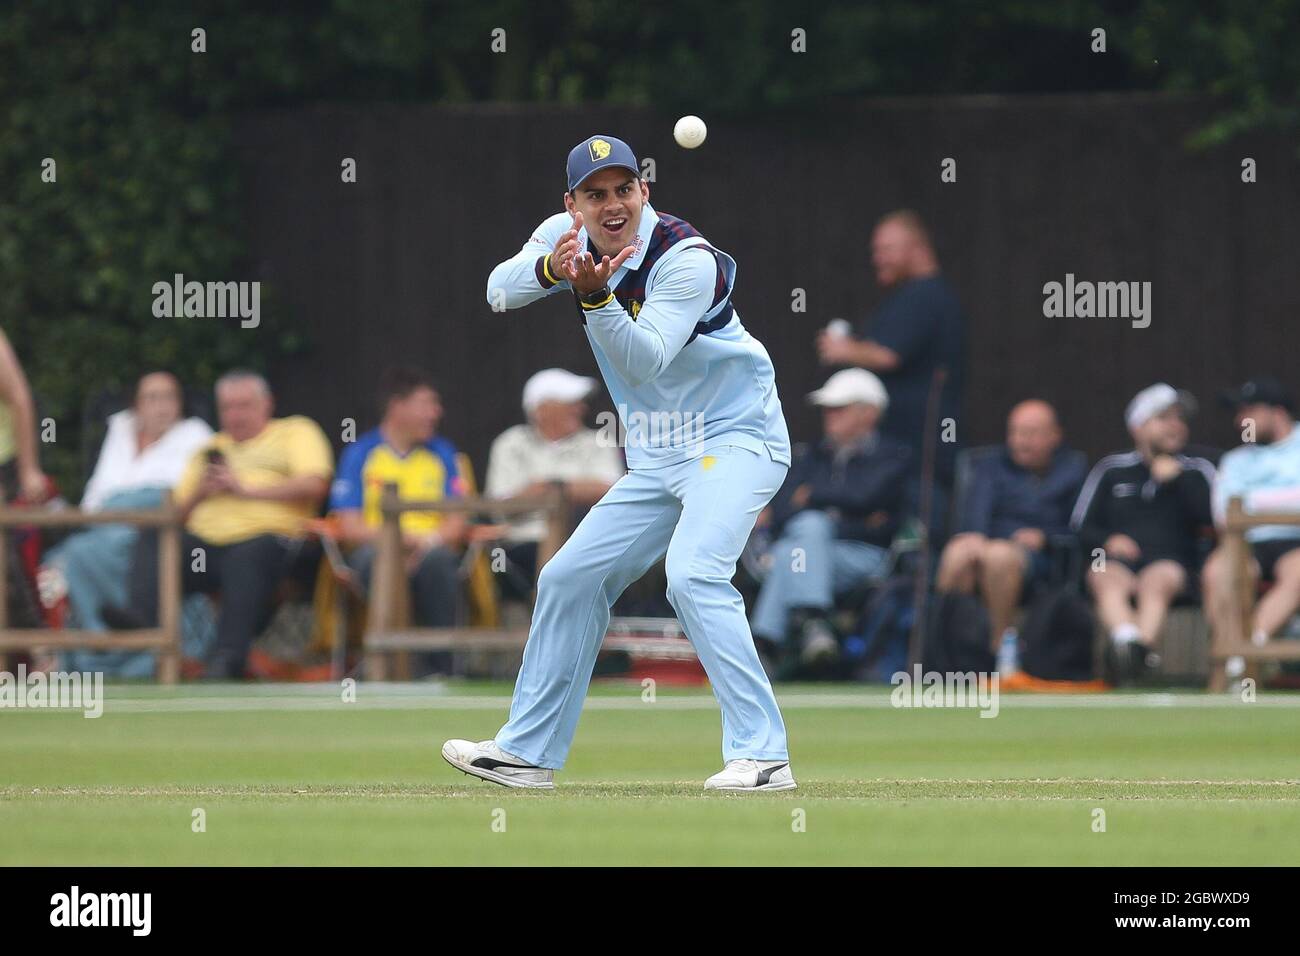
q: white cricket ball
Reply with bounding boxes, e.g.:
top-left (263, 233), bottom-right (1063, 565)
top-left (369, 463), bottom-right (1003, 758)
top-left (674, 115), bottom-right (707, 149)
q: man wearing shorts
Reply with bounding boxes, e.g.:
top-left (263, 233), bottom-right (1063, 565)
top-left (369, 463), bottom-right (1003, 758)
top-left (1071, 384), bottom-right (1215, 683)
top-left (1203, 377), bottom-right (1300, 679)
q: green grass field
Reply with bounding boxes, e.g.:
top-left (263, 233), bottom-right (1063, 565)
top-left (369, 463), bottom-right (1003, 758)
top-left (3, 681), bottom-right (1299, 865)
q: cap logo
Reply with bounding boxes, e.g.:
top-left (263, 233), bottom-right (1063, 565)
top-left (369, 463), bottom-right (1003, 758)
top-left (588, 138), bottom-right (612, 161)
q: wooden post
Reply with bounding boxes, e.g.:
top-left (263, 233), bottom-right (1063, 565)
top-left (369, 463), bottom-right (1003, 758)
top-left (1210, 497), bottom-right (1251, 691)
top-left (536, 484), bottom-right (567, 585)
top-left (389, 486), bottom-right (412, 681)
top-left (156, 494), bottom-right (182, 684)
top-left (1231, 500), bottom-right (1255, 638)
top-left (366, 482), bottom-right (408, 680)
top-left (1232, 497), bottom-right (1263, 688)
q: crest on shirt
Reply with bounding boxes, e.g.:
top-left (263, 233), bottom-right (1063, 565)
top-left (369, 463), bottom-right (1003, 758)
top-left (588, 138), bottom-right (612, 161)
top-left (627, 300), bottom-right (642, 321)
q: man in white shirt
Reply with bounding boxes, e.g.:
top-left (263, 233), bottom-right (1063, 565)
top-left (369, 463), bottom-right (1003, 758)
top-left (485, 368), bottom-right (624, 595)
top-left (80, 372), bottom-right (213, 511)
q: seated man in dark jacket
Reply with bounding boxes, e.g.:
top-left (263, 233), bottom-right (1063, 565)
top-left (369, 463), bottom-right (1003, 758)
top-left (1071, 384), bottom-right (1215, 683)
top-left (751, 369), bottom-right (911, 668)
top-left (936, 399), bottom-right (1087, 672)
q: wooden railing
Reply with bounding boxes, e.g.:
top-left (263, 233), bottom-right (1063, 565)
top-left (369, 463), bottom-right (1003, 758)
top-left (0, 499), bottom-right (183, 683)
top-left (363, 482), bottom-right (568, 680)
top-left (3, 490), bottom-right (1291, 689)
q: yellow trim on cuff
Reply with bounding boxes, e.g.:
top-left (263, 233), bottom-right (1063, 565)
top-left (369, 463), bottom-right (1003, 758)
top-left (542, 254), bottom-right (560, 285)
top-left (579, 290), bottom-right (616, 310)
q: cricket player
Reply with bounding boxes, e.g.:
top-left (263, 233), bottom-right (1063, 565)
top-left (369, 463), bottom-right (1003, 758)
top-left (442, 134), bottom-right (796, 791)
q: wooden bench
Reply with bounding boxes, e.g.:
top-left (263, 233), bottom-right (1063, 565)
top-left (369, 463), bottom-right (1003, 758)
top-left (0, 499), bottom-right (183, 683)
top-left (1208, 496), bottom-right (1300, 689)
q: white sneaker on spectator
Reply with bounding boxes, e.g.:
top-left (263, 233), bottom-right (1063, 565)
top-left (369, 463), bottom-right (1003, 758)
top-left (704, 759), bottom-right (797, 792)
top-left (800, 626), bottom-right (839, 667)
top-left (441, 739), bottom-right (554, 789)
top-left (1224, 656), bottom-right (1246, 680)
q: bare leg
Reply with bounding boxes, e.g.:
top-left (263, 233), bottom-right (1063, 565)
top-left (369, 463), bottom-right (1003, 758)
top-left (979, 540), bottom-right (1027, 645)
top-left (1201, 547), bottom-right (1248, 643)
top-left (1134, 560), bottom-right (1186, 646)
top-left (1253, 549), bottom-right (1300, 638)
top-left (1088, 561), bottom-right (1137, 634)
top-left (936, 533), bottom-right (984, 594)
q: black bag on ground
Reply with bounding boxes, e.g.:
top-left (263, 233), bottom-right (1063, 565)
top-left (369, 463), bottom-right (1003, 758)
top-left (1019, 584), bottom-right (1096, 681)
top-left (922, 592), bottom-right (994, 673)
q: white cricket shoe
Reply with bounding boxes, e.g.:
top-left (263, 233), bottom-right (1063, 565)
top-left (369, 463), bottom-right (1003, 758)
top-left (704, 759), bottom-right (797, 792)
top-left (441, 739), bottom-right (555, 789)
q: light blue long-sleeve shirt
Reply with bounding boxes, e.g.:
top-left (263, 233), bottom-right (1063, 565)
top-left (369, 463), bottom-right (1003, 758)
top-left (487, 203), bottom-right (791, 469)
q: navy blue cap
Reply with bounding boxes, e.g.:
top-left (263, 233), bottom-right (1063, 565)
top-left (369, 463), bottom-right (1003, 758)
top-left (1219, 376), bottom-right (1295, 413)
top-left (566, 135), bottom-right (640, 192)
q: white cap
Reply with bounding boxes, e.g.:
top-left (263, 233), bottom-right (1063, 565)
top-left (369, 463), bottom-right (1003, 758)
top-left (1125, 382), bottom-right (1193, 430)
top-left (807, 369), bottom-right (889, 410)
top-left (522, 368), bottom-right (597, 415)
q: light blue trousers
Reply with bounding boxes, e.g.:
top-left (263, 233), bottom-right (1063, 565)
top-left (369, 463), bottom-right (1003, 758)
top-left (751, 510), bottom-right (892, 644)
top-left (496, 445), bottom-right (791, 769)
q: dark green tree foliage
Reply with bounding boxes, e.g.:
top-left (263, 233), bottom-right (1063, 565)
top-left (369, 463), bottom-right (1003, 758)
top-left (1, 3), bottom-right (307, 493)
top-left (1129, 0), bottom-right (1300, 149)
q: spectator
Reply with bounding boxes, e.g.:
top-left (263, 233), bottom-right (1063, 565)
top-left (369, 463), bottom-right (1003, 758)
top-left (1071, 384), bottom-right (1215, 683)
top-left (330, 367), bottom-right (470, 655)
top-left (0, 326), bottom-right (51, 503)
top-left (78, 372), bottom-right (213, 512)
top-left (484, 368), bottom-right (624, 597)
top-left (1203, 377), bottom-right (1300, 680)
top-left (103, 370), bottom-right (333, 679)
top-left (815, 210), bottom-right (965, 533)
top-left (751, 369), bottom-right (910, 671)
top-left (42, 372), bottom-right (212, 674)
top-left (936, 399), bottom-right (1087, 672)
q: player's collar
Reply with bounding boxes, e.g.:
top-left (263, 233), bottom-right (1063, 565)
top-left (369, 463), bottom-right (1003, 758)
top-left (619, 203), bottom-right (659, 272)
top-left (577, 203), bottom-right (658, 283)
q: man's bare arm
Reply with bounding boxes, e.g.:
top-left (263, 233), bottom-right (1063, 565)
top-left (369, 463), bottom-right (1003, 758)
top-left (0, 328), bottom-right (48, 498)
top-left (816, 331), bottom-right (901, 371)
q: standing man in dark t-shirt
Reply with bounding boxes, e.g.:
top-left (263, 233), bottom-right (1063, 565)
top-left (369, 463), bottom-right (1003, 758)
top-left (816, 210), bottom-right (966, 535)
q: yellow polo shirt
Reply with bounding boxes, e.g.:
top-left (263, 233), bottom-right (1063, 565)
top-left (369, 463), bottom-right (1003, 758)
top-left (174, 415), bottom-right (334, 545)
